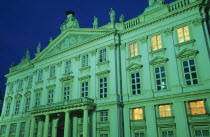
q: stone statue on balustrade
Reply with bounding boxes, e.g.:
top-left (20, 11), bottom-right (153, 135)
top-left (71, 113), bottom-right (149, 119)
top-left (109, 8), bottom-right (115, 22)
top-left (119, 14), bottom-right (125, 23)
top-left (37, 43), bottom-right (41, 53)
top-left (93, 16), bottom-right (98, 28)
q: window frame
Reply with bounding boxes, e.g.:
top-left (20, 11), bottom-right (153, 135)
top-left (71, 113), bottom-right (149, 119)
top-left (150, 34), bottom-right (163, 51)
top-left (98, 48), bottom-right (107, 63)
top-left (157, 104), bottom-right (173, 118)
top-left (64, 60), bottom-right (71, 74)
top-left (48, 90), bottom-right (54, 104)
top-left (188, 100), bottom-right (207, 115)
top-left (27, 75), bottom-right (33, 87)
top-left (154, 66), bottom-right (168, 91)
top-left (99, 77), bottom-right (108, 99)
top-left (49, 65), bottom-right (56, 78)
top-left (130, 107), bottom-right (145, 121)
top-left (81, 81), bottom-right (89, 97)
top-left (14, 100), bottom-right (21, 115)
top-left (130, 72), bottom-right (141, 95)
top-left (129, 42), bottom-right (139, 57)
top-left (63, 86), bottom-right (70, 101)
top-left (98, 110), bottom-right (109, 122)
top-left (35, 92), bottom-right (41, 106)
top-left (37, 69), bottom-right (43, 82)
top-left (18, 79), bottom-right (23, 90)
top-left (81, 54), bottom-right (89, 68)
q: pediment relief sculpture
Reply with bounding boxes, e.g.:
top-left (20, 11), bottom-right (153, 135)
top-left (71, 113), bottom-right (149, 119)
top-left (150, 56), bottom-right (169, 65)
top-left (126, 63), bottom-right (143, 71)
top-left (176, 49), bottom-right (199, 59)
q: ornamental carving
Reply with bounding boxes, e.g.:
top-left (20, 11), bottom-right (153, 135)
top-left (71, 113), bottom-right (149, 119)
top-left (192, 18), bottom-right (202, 27)
top-left (140, 36), bottom-right (148, 43)
top-left (164, 28), bottom-right (173, 36)
top-left (150, 56), bottom-right (169, 65)
top-left (176, 48), bottom-right (199, 59)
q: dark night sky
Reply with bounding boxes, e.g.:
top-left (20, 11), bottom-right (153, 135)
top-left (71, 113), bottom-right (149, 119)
top-left (0, 0), bottom-right (175, 97)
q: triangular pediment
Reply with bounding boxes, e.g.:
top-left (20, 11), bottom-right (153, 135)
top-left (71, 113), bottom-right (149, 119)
top-left (126, 63), bottom-right (143, 71)
top-left (33, 29), bottom-right (112, 62)
top-left (149, 56), bottom-right (169, 65)
top-left (176, 49), bottom-right (199, 59)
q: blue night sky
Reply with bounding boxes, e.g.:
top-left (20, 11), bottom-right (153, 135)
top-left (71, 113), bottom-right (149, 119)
top-left (0, 0), bottom-right (175, 97)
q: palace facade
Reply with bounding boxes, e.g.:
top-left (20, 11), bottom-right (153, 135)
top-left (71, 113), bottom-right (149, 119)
top-left (0, 0), bottom-right (210, 137)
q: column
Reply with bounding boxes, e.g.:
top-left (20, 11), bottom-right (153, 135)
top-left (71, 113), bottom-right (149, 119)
top-left (173, 101), bottom-right (190, 137)
top-left (64, 111), bottom-right (70, 137)
top-left (73, 117), bottom-right (78, 137)
top-left (145, 105), bottom-right (158, 137)
top-left (29, 116), bottom-right (36, 137)
top-left (124, 107), bottom-right (131, 137)
top-left (52, 119), bottom-right (59, 137)
top-left (83, 109), bottom-right (88, 137)
top-left (43, 114), bottom-right (50, 137)
top-left (37, 119), bottom-right (44, 137)
top-left (15, 122), bottom-right (21, 137)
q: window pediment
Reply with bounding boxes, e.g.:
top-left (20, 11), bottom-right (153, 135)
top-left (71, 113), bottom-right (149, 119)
top-left (14, 94), bottom-right (22, 100)
top-left (24, 91), bottom-right (31, 97)
top-left (176, 49), bottom-right (199, 59)
top-left (96, 70), bottom-right (110, 76)
top-left (126, 63), bottom-right (143, 71)
top-left (149, 56), bottom-right (168, 65)
top-left (6, 96), bottom-right (13, 102)
top-left (78, 75), bottom-right (91, 81)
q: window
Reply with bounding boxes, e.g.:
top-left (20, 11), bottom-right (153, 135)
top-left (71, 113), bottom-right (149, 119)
top-left (19, 122), bottom-right (26, 136)
top-left (65, 60), bottom-right (71, 73)
top-left (159, 104), bottom-right (171, 117)
top-left (194, 129), bottom-right (210, 137)
top-left (161, 130), bottom-right (174, 137)
top-left (5, 102), bottom-right (11, 116)
top-left (99, 77), bottom-right (108, 98)
top-left (155, 66), bottom-right (167, 90)
top-left (15, 100), bottom-right (20, 115)
top-left (25, 97), bottom-right (31, 111)
top-left (48, 90), bottom-right (54, 104)
top-left (134, 132), bottom-right (145, 137)
top-left (177, 26), bottom-right (190, 43)
top-left (182, 59), bottom-right (198, 86)
top-left (9, 123), bottom-right (17, 134)
top-left (99, 110), bottom-right (108, 122)
top-left (9, 82), bottom-right (14, 92)
top-left (151, 35), bottom-right (162, 51)
top-left (100, 133), bottom-right (108, 137)
top-left (28, 76), bottom-right (33, 87)
top-left (37, 70), bottom-right (43, 81)
top-left (131, 108), bottom-right (144, 120)
top-left (99, 48), bottom-right (106, 62)
top-left (189, 100), bottom-right (206, 115)
top-left (49, 66), bottom-right (55, 77)
top-left (81, 81), bottom-right (88, 97)
top-left (64, 86), bottom-right (70, 101)
top-left (35, 92), bottom-right (41, 106)
top-left (0, 125), bottom-right (6, 134)
top-left (129, 43), bottom-right (138, 57)
top-left (18, 79), bottom-right (23, 90)
top-left (131, 72), bottom-right (141, 95)
top-left (82, 54), bottom-right (88, 68)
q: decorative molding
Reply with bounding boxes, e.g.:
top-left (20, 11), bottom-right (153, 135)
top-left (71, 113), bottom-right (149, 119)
top-left (35, 80), bottom-right (44, 85)
top-left (79, 66), bottom-right (91, 71)
top-left (127, 55), bottom-right (142, 61)
top-left (108, 43), bottom-right (116, 50)
top-left (150, 48), bottom-right (167, 55)
top-left (78, 75), bottom-right (91, 81)
top-left (90, 49), bottom-right (97, 56)
top-left (74, 55), bottom-right (80, 61)
top-left (46, 84), bottom-right (56, 89)
top-left (56, 62), bottom-right (62, 67)
top-left (120, 43), bottom-right (126, 49)
top-left (175, 39), bottom-right (196, 49)
top-left (47, 76), bottom-right (56, 81)
top-left (34, 88), bottom-right (43, 92)
top-left (96, 70), bottom-right (110, 76)
top-left (24, 91), bottom-right (31, 97)
top-left (97, 61), bottom-right (109, 66)
top-left (192, 18), bottom-right (202, 27)
top-left (150, 56), bottom-right (169, 65)
top-left (176, 48), bottom-right (199, 59)
top-left (14, 94), bottom-right (22, 100)
top-left (126, 63), bottom-right (143, 71)
top-left (164, 28), bottom-right (173, 36)
top-left (6, 96), bottom-right (13, 102)
top-left (60, 75), bottom-right (74, 81)
top-left (44, 66), bottom-right (49, 71)
top-left (140, 36), bottom-right (148, 43)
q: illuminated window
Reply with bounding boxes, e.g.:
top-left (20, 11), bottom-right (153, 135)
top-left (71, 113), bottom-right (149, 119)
top-left (18, 79), bottom-right (23, 90)
top-left (64, 86), bottom-right (70, 101)
top-left (177, 26), bottom-right (190, 43)
top-left (49, 65), bottom-right (55, 77)
top-left (131, 108), bottom-right (144, 120)
top-left (159, 104), bottom-right (171, 117)
top-left (99, 77), bottom-right (108, 98)
top-left (99, 48), bottom-right (106, 62)
top-left (189, 100), bottom-right (206, 115)
top-left (183, 59), bottom-right (198, 86)
top-left (162, 130), bottom-right (174, 137)
top-left (15, 100), bottom-right (20, 115)
top-left (27, 76), bottom-right (33, 87)
top-left (48, 90), bottom-right (54, 104)
top-left (99, 110), bottom-right (108, 122)
top-left (151, 35), bottom-right (162, 51)
top-left (81, 81), bottom-right (88, 97)
top-left (35, 92), bottom-right (41, 106)
top-left (155, 66), bottom-right (167, 90)
top-left (194, 129), bottom-right (210, 137)
top-left (131, 72), bottom-right (141, 95)
top-left (129, 43), bottom-right (138, 57)
top-left (5, 102), bottom-right (11, 116)
top-left (82, 54), bottom-right (88, 68)
top-left (37, 70), bottom-right (43, 81)
top-left (65, 60), bottom-right (71, 73)
top-left (134, 132), bottom-right (145, 137)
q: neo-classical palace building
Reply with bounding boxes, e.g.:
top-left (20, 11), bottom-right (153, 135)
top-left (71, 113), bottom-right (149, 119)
top-left (1, 0), bottom-right (210, 137)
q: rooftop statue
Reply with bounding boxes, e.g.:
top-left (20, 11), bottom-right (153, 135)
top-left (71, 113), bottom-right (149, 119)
top-left (37, 43), bottom-right (41, 53)
top-left (93, 16), bottom-right (98, 28)
top-left (109, 8), bottom-right (115, 22)
top-left (60, 11), bottom-right (80, 31)
top-left (157, 0), bottom-right (165, 4)
top-left (149, 0), bottom-right (155, 6)
top-left (25, 49), bottom-right (30, 60)
top-left (119, 14), bottom-right (125, 23)
top-left (49, 37), bottom-right (53, 43)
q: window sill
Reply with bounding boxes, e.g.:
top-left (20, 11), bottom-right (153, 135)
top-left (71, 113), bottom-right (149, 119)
top-left (183, 83), bottom-right (201, 88)
top-left (63, 72), bottom-right (73, 76)
top-left (79, 66), bottom-right (91, 71)
top-left (149, 48), bottom-right (166, 55)
top-left (175, 39), bottom-right (196, 48)
top-left (127, 55), bottom-right (142, 61)
top-left (154, 88), bottom-right (171, 92)
top-left (131, 119), bottom-right (146, 122)
top-left (97, 61), bottom-right (109, 66)
top-left (157, 116), bottom-right (175, 120)
top-left (48, 76), bottom-right (56, 81)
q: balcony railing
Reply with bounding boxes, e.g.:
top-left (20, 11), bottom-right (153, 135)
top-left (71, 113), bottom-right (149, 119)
top-left (168, 0), bottom-right (190, 12)
top-left (124, 17), bottom-right (140, 29)
top-left (31, 97), bottom-right (94, 112)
